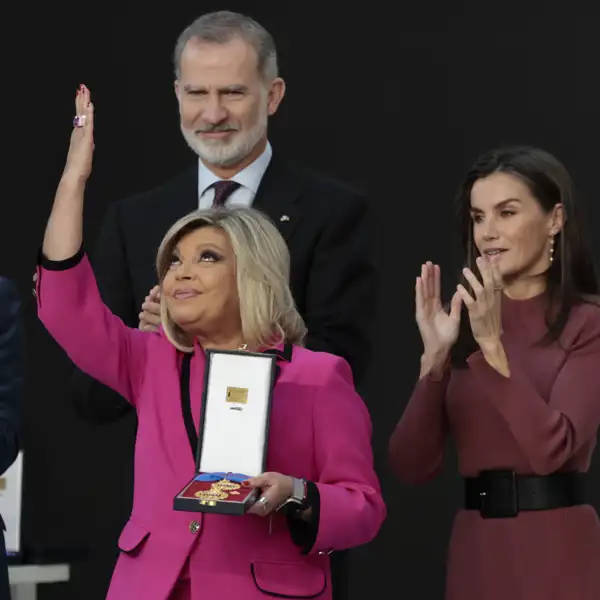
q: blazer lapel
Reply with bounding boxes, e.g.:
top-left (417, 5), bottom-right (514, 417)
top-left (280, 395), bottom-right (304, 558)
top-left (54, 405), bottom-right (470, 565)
top-left (252, 156), bottom-right (302, 242)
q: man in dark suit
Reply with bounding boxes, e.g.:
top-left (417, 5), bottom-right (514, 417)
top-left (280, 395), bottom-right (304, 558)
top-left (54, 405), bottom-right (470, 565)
top-left (0, 278), bottom-right (23, 598)
top-left (70, 11), bottom-right (376, 600)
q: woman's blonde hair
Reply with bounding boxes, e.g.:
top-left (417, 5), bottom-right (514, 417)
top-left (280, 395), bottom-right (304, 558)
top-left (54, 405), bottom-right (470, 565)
top-left (155, 207), bottom-right (307, 352)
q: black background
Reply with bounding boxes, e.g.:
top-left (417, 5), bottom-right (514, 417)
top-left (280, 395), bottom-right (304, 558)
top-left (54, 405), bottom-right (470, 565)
top-left (3, 1), bottom-right (600, 598)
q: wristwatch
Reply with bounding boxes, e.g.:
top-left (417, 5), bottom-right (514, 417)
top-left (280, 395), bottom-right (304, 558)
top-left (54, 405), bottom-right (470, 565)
top-left (278, 477), bottom-right (308, 516)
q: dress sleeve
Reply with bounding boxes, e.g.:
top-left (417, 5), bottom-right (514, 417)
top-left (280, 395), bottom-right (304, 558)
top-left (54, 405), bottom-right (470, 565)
top-left (35, 248), bottom-right (148, 406)
top-left (388, 365), bottom-right (450, 484)
top-left (467, 307), bottom-right (600, 474)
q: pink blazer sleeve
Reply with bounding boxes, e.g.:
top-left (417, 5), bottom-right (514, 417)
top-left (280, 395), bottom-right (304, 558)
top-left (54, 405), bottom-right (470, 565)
top-left (310, 356), bottom-right (386, 553)
top-left (35, 251), bottom-right (148, 406)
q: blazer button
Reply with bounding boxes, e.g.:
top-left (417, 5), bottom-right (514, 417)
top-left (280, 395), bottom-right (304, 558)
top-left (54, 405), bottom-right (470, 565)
top-left (189, 520), bottom-right (200, 534)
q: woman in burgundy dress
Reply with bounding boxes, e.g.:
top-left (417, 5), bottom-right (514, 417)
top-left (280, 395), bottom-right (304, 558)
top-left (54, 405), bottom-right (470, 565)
top-left (389, 146), bottom-right (600, 600)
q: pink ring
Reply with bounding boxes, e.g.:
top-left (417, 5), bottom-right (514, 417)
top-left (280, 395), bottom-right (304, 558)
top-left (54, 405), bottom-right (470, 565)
top-left (73, 115), bottom-right (86, 128)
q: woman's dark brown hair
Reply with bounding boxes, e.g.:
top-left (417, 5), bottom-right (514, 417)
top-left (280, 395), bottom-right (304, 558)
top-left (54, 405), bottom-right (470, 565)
top-left (452, 145), bottom-right (599, 366)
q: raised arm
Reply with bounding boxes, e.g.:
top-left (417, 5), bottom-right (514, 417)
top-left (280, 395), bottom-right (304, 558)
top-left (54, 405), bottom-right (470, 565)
top-left (38, 85), bottom-right (147, 405)
top-left (42, 86), bottom-right (94, 262)
top-left (389, 262), bottom-right (462, 484)
top-left (388, 367), bottom-right (450, 484)
top-left (308, 355), bottom-right (386, 554)
top-left (69, 201), bottom-right (138, 424)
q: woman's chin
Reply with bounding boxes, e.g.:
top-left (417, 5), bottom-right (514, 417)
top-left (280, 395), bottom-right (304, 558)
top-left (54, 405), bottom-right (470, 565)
top-left (171, 311), bottom-right (201, 329)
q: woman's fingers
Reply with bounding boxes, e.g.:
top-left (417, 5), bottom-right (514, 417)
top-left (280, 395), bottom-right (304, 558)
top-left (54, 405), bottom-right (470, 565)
top-left (433, 263), bottom-right (441, 303)
top-left (449, 290), bottom-right (463, 321)
top-left (426, 262), bottom-right (435, 299)
top-left (489, 259), bottom-right (503, 295)
top-left (85, 99), bottom-right (94, 137)
top-left (73, 84), bottom-right (92, 131)
top-left (420, 263), bottom-right (428, 300)
top-left (462, 267), bottom-right (484, 300)
top-left (415, 276), bottom-right (424, 314)
top-left (419, 262), bottom-right (444, 307)
top-left (456, 283), bottom-right (475, 308)
top-left (75, 85), bottom-right (81, 115)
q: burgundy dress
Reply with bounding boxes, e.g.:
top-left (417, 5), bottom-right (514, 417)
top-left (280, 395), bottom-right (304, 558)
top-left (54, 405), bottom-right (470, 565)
top-left (389, 293), bottom-right (600, 600)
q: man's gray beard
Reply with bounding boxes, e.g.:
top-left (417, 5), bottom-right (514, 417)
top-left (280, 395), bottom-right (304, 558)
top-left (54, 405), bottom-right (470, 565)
top-left (180, 115), bottom-right (267, 168)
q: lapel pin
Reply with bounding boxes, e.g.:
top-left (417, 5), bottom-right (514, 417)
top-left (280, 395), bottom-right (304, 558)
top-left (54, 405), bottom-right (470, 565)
top-left (280, 215), bottom-right (290, 222)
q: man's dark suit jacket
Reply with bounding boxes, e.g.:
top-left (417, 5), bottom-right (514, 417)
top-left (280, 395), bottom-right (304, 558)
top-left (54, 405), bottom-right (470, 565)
top-left (0, 278), bottom-right (24, 598)
top-left (72, 154), bottom-right (376, 422)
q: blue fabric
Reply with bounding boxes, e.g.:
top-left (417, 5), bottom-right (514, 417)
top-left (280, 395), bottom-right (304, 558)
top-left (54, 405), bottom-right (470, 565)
top-left (193, 472), bottom-right (250, 483)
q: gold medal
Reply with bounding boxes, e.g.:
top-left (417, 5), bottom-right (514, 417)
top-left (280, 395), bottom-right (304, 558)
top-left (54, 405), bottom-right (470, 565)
top-left (194, 487), bottom-right (228, 501)
top-left (213, 478), bottom-right (241, 492)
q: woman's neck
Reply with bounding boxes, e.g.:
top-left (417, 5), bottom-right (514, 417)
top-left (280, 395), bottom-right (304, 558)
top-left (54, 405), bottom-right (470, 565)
top-left (194, 330), bottom-right (249, 352)
top-left (503, 275), bottom-right (547, 300)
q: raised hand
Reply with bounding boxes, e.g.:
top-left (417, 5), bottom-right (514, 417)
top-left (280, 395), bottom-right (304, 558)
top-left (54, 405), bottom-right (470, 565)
top-left (456, 256), bottom-right (503, 348)
top-left (63, 84), bottom-right (94, 182)
top-left (42, 84), bottom-right (96, 261)
top-left (415, 262), bottom-right (462, 364)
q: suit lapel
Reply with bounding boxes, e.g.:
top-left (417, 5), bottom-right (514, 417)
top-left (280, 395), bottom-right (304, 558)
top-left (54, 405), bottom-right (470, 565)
top-left (252, 156), bottom-right (302, 242)
top-left (154, 158), bottom-right (303, 242)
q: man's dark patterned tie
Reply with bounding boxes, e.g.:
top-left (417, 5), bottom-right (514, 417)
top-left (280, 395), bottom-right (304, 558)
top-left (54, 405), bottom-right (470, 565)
top-left (212, 180), bottom-right (241, 207)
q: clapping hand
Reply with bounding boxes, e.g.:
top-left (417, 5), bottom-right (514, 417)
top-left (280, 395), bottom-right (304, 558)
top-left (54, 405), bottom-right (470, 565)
top-left (456, 256), bottom-right (503, 348)
top-left (415, 262), bottom-right (462, 369)
top-left (63, 84), bottom-right (94, 182)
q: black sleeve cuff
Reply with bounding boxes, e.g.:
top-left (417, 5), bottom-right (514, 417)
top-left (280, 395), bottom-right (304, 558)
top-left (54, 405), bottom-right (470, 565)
top-left (38, 246), bottom-right (85, 271)
top-left (286, 481), bottom-right (320, 555)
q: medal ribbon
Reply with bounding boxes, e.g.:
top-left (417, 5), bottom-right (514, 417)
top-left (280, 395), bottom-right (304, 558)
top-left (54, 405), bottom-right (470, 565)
top-left (194, 471), bottom-right (249, 483)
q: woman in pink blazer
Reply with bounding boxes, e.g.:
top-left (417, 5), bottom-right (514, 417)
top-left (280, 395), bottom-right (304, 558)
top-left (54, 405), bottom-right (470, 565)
top-left (36, 88), bottom-right (385, 599)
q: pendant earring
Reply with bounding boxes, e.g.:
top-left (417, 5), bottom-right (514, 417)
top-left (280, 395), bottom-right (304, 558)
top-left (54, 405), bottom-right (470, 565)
top-left (549, 236), bottom-right (555, 265)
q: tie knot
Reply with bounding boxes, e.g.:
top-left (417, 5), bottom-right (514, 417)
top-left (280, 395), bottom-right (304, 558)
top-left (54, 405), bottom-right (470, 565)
top-left (212, 180), bottom-right (241, 207)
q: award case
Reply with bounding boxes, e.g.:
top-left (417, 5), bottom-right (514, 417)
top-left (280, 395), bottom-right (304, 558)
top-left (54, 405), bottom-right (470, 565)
top-left (173, 348), bottom-right (277, 515)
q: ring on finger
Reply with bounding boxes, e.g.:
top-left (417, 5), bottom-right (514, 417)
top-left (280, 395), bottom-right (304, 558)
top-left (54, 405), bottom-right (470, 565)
top-left (73, 115), bottom-right (86, 128)
top-left (257, 496), bottom-right (269, 511)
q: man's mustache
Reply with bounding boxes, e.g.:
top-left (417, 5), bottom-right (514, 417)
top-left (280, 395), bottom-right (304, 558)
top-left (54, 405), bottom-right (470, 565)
top-left (195, 124), bottom-right (238, 133)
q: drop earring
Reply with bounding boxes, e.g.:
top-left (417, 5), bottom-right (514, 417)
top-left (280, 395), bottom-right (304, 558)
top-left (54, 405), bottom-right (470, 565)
top-left (549, 235), bottom-right (555, 265)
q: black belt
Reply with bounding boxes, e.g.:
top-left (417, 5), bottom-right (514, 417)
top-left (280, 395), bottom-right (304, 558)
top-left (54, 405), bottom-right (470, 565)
top-left (464, 470), bottom-right (585, 518)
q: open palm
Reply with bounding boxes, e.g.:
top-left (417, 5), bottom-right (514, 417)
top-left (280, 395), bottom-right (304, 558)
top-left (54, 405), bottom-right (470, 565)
top-left (415, 262), bottom-right (462, 355)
